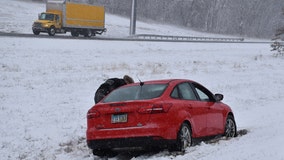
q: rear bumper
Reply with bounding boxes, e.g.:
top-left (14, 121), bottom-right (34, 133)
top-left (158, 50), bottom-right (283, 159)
top-left (86, 124), bottom-right (178, 150)
top-left (87, 136), bottom-right (176, 150)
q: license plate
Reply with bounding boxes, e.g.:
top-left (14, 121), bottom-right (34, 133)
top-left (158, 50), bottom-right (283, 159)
top-left (111, 114), bottom-right (127, 123)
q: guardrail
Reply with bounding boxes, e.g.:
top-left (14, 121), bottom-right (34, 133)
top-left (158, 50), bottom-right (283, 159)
top-left (0, 31), bottom-right (276, 44)
top-left (131, 34), bottom-right (245, 42)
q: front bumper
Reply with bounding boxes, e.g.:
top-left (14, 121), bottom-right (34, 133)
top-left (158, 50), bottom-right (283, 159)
top-left (32, 26), bottom-right (48, 32)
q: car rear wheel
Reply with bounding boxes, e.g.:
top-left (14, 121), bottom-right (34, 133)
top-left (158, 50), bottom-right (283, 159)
top-left (170, 123), bottom-right (192, 152)
top-left (224, 115), bottom-right (237, 137)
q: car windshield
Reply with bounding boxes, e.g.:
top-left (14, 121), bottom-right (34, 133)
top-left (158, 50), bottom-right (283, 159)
top-left (103, 84), bottom-right (168, 103)
top-left (39, 13), bottom-right (54, 21)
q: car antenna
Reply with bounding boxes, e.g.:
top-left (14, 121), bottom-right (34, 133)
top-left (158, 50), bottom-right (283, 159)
top-left (136, 75), bottom-right (144, 86)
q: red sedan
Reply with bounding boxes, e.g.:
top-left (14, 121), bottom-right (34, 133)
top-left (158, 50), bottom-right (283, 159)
top-left (86, 79), bottom-right (237, 157)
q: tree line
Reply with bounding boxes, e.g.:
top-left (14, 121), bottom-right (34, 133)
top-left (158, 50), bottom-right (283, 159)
top-left (31, 0), bottom-right (284, 38)
top-left (93, 0), bottom-right (284, 38)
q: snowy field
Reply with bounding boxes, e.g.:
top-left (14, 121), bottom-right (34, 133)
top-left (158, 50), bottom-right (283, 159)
top-left (1, 0), bottom-right (284, 160)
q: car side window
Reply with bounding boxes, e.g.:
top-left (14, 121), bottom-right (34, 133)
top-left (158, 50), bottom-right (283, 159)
top-left (171, 83), bottom-right (197, 100)
top-left (192, 83), bottom-right (215, 102)
top-left (195, 87), bottom-right (210, 101)
top-left (171, 87), bottom-right (179, 98)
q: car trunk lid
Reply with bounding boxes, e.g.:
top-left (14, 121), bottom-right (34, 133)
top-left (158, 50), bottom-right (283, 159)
top-left (88, 101), bottom-right (151, 129)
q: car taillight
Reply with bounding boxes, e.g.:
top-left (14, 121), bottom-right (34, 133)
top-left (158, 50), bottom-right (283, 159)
top-left (138, 103), bottom-right (172, 114)
top-left (87, 109), bottom-right (100, 119)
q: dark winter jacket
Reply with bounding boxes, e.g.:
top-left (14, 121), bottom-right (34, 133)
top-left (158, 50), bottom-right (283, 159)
top-left (94, 78), bottom-right (126, 103)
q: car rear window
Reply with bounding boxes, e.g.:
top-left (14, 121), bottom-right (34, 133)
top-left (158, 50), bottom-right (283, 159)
top-left (103, 84), bottom-right (168, 103)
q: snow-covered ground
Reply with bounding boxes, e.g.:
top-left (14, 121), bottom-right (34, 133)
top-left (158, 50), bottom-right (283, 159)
top-left (1, 0), bottom-right (284, 160)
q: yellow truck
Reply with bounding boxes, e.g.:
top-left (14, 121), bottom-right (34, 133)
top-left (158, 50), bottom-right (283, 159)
top-left (32, 1), bottom-right (106, 37)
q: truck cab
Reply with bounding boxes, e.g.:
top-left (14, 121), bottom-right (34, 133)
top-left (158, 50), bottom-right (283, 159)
top-left (32, 12), bottom-right (63, 36)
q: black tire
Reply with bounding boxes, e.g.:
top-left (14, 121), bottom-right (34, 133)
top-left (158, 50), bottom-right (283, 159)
top-left (93, 149), bottom-right (117, 158)
top-left (33, 30), bottom-right (40, 35)
top-left (48, 26), bottom-right (55, 36)
top-left (224, 115), bottom-right (237, 137)
top-left (84, 29), bottom-right (92, 37)
top-left (170, 123), bottom-right (192, 152)
top-left (71, 30), bottom-right (79, 37)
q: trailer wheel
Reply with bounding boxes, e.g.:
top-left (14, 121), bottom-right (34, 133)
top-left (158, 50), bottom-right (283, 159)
top-left (48, 26), bottom-right (55, 36)
top-left (71, 30), bottom-right (79, 37)
top-left (84, 29), bottom-right (92, 37)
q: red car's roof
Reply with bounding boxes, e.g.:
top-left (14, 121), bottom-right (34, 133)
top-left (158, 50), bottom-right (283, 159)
top-left (130, 79), bottom-right (194, 85)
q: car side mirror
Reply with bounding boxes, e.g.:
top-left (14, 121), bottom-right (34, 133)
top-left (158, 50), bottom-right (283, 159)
top-left (215, 94), bottom-right (223, 102)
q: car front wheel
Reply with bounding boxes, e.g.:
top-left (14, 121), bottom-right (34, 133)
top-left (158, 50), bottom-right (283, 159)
top-left (224, 115), bottom-right (237, 137)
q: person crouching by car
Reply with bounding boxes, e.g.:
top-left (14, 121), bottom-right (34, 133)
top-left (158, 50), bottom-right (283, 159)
top-left (94, 75), bottom-right (134, 103)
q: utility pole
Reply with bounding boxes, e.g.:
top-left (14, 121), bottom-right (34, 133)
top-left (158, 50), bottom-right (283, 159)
top-left (130, 0), bottom-right (137, 35)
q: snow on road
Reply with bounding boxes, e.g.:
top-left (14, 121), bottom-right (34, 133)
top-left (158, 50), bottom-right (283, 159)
top-left (1, 1), bottom-right (284, 160)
